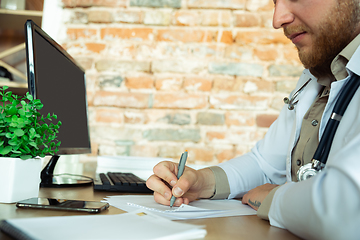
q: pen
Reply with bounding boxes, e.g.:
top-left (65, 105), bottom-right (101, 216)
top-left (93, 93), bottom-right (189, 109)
top-left (170, 150), bottom-right (188, 208)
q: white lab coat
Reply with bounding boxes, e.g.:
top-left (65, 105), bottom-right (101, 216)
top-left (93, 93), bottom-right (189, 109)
top-left (218, 46), bottom-right (360, 239)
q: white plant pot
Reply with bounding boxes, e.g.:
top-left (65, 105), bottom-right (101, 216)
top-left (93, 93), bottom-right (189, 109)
top-left (0, 157), bottom-right (42, 203)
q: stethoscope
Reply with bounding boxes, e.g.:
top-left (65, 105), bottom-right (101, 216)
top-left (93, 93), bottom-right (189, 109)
top-left (284, 73), bottom-right (360, 181)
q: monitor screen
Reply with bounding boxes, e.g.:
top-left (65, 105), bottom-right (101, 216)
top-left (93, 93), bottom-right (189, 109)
top-left (25, 20), bottom-right (91, 155)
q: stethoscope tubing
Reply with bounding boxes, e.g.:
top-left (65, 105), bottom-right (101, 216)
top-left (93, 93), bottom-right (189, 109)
top-left (313, 73), bottom-right (360, 165)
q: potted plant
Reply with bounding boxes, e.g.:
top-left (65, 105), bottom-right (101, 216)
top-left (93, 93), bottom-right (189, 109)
top-left (0, 86), bottom-right (61, 203)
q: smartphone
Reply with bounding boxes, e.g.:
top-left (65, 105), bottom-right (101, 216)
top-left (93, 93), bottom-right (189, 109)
top-left (16, 197), bottom-right (109, 213)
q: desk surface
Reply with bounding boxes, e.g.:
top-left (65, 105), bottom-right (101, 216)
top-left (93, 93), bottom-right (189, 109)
top-left (0, 186), bottom-right (301, 240)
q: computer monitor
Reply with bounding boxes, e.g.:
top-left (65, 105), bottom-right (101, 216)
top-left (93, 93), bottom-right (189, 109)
top-left (25, 20), bottom-right (92, 187)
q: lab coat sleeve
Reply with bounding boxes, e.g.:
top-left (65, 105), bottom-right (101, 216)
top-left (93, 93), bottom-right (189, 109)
top-left (268, 133), bottom-right (360, 240)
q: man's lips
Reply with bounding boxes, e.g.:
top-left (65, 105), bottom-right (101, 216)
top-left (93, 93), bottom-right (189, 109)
top-left (287, 31), bottom-right (307, 44)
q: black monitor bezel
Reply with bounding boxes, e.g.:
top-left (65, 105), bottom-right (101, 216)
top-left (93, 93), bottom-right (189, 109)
top-left (24, 19), bottom-right (91, 155)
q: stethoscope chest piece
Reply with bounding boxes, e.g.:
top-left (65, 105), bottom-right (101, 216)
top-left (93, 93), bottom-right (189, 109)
top-left (297, 163), bottom-right (319, 181)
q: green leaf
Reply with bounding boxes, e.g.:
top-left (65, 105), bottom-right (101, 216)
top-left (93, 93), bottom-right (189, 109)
top-left (23, 145), bottom-right (31, 153)
top-left (14, 129), bottom-right (24, 137)
top-left (0, 146), bottom-right (12, 155)
top-left (8, 139), bottom-right (18, 146)
top-left (6, 106), bottom-right (17, 116)
top-left (18, 109), bottom-right (25, 116)
top-left (11, 115), bottom-right (18, 122)
top-left (5, 133), bottom-right (13, 138)
top-left (26, 93), bottom-right (33, 101)
top-left (20, 155), bottom-right (32, 160)
top-left (29, 141), bottom-right (38, 149)
top-left (21, 135), bottom-right (29, 142)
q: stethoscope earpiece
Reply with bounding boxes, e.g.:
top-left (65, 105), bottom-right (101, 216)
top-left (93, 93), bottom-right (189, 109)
top-left (284, 78), bottom-right (311, 110)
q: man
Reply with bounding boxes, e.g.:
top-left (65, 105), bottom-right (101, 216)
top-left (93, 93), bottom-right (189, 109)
top-left (146, 0), bottom-right (360, 239)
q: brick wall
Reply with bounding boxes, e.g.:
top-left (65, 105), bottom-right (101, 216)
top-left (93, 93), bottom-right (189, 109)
top-left (60, 0), bottom-right (302, 165)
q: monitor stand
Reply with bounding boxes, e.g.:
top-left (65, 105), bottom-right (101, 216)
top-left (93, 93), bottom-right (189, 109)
top-left (40, 155), bottom-right (93, 188)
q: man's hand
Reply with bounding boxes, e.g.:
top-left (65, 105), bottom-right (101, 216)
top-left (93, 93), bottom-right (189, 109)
top-left (242, 183), bottom-right (279, 210)
top-left (146, 161), bottom-right (216, 207)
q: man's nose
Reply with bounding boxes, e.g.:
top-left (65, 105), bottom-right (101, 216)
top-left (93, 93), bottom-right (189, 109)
top-left (272, 0), bottom-right (294, 29)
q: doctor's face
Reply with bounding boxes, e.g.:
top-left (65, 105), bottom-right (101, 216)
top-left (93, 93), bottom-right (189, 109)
top-left (273, 0), bottom-right (360, 70)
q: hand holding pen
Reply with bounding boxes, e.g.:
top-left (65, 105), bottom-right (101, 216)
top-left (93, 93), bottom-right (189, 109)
top-left (170, 150), bottom-right (188, 208)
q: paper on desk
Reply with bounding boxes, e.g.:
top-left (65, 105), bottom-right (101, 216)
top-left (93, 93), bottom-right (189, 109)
top-left (0, 209), bottom-right (206, 240)
top-left (104, 195), bottom-right (256, 220)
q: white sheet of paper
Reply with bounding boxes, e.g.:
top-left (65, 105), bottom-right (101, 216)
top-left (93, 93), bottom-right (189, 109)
top-left (104, 195), bottom-right (256, 220)
top-left (3, 209), bottom-right (206, 240)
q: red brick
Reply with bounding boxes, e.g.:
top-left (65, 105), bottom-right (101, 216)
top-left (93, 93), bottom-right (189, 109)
top-left (67, 28), bottom-right (98, 40)
top-left (152, 60), bottom-right (206, 74)
top-left (95, 59), bottom-right (151, 73)
top-left (107, 43), bottom-right (138, 58)
top-left (124, 111), bottom-right (147, 124)
top-left (87, 90), bottom-right (95, 107)
top-left (235, 30), bottom-right (290, 45)
top-left (114, 10), bottom-right (143, 24)
top-left (183, 77), bottom-right (212, 92)
top-left (88, 10), bottom-right (113, 23)
top-left (192, 44), bottom-right (225, 57)
top-left (155, 76), bottom-right (183, 91)
top-left (246, 0), bottom-right (273, 11)
top-left (125, 76), bottom-right (154, 89)
top-left (85, 43), bottom-right (106, 53)
top-left (144, 10), bottom-right (171, 26)
top-left (187, 147), bottom-right (215, 162)
top-left (69, 10), bottom-right (88, 23)
top-left (224, 45), bottom-right (253, 60)
top-left (200, 10), bottom-right (231, 27)
top-left (62, 0), bottom-right (127, 7)
top-left (93, 0), bottom-right (127, 7)
top-left (234, 12), bottom-right (261, 27)
top-left (256, 114), bottom-right (278, 128)
top-left (187, 0), bottom-right (246, 9)
top-left (66, 42), bottom-right (106, 54)
top-left (217, 30), bottom-right (233, 44)
top-left (216, 148), bottom-right (235, 162)
top-left (254, 47), bottom-right (279, 61)
top-left (143, 109), bottom-right (190, 125)
top-left (153, 93), bottom-right (208, 109)
top-left (93, 91), bottom-right (150, 109)
top-left (157, 29), bottom-right (215, 43)
top-left (94, 108), bottom-right (124, 123)
top-left (225, 111), bottom-right (255, 126)
top-left (207, 130), bottom-right (260, 144)
top-left (238, 78), bottom-right (276, 93)
top-left (210, 95), bottom-right (269, 110)
top-left (101, 28), bottom-right (154, 41)
top-left (212, 76), bottom-right (241, 92)
top-left (206, 131), bottom-right (226, 141)
top-left (172, 10), bottom-right (199, 26)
